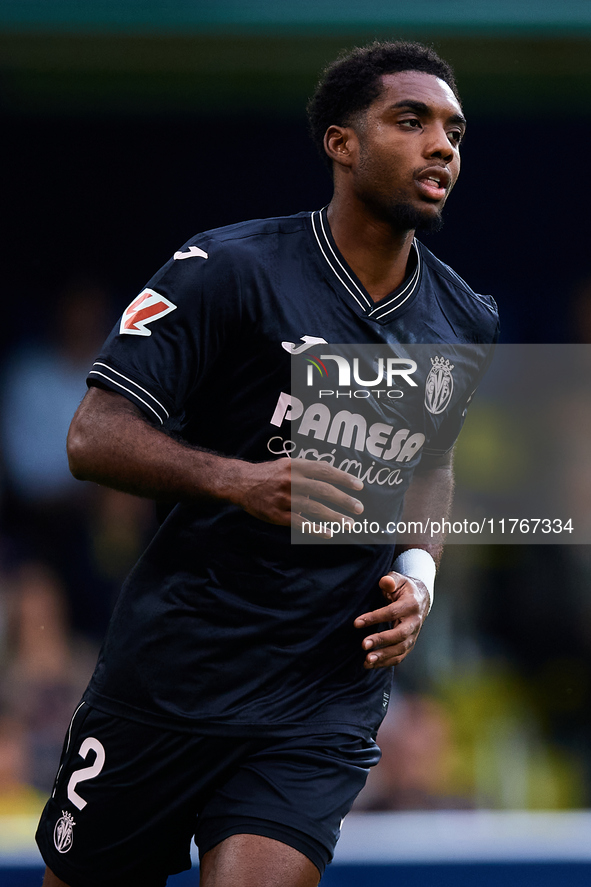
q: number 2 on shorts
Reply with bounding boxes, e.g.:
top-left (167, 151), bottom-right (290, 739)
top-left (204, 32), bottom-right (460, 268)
top-left (67, 737), bottom-right (106, 810)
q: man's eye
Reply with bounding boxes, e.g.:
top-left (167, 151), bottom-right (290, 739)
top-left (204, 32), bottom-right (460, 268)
top-left (400, 119), bottom-right (421, 129)
top-left (448, 130), bottom-right (463, 145)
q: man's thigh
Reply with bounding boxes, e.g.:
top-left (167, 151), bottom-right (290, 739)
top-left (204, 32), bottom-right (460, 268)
top-left (200, 834), bottom-right (321, 887)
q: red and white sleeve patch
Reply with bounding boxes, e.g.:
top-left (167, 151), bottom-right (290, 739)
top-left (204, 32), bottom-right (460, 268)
top-left (119, 289), bottom-right (177, 337)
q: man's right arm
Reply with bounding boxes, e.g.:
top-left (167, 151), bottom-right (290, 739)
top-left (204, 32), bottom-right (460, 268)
top-left (68, 386), bottom-right (364, 527)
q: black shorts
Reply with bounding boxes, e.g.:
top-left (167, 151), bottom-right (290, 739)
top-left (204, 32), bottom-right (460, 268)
top-left (36, 702), bottom-right (380, 887)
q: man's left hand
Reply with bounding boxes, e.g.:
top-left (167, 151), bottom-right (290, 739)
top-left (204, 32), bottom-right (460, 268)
top-left (353, 571), bottom-right (430, 669)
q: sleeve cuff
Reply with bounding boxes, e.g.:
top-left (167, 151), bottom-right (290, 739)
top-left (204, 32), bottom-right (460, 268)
top-left (87, 361), bottom-right (170, 425)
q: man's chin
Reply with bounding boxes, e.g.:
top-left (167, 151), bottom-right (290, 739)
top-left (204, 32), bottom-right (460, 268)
top-left (416, 209), bottom-right (445, 234)
top-left (385, 201), bottom-right (444, 234)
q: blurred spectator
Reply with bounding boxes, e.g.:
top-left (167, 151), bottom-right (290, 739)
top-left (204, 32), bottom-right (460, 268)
top-left (1, 278), bottom-right (109, 502)
top-left (0, 562), bottom-right (96, 793)
top-left (354, 690), bottom-right (462, 811)
top-left (0, 713), bottom-right (45, 815)
top-left (0, 278), bottom-right (156, 640)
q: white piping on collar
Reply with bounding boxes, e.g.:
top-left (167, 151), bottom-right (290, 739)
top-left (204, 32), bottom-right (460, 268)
top-left (316, 210), bottom-right (373, 310)
top-left (311, 210), bottom-right (368, 312)
top-left (311, 209), bottom-right (421, 319)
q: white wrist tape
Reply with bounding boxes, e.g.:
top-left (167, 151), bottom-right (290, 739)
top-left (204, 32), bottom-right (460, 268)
top-left (392, 549), bottom-right (436, 613)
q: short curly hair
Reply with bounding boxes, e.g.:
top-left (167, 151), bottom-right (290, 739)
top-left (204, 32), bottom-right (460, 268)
top-left (307, 41), bottom-right (461, 167)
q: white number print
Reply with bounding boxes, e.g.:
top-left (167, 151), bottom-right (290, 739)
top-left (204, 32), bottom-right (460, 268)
top-left (67, 737), bottom-right (106, 810)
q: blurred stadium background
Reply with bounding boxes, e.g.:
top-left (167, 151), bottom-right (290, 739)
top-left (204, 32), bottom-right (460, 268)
top-left (1, 1), bottom-right (591, 885)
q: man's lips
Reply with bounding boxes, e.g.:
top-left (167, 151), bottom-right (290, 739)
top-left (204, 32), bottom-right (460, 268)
top-left (415, 166), bottom-right (451, 201)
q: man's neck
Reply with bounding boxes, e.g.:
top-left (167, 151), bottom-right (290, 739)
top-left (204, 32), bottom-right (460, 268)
top-left (327, 196), bottom-right (415, 303)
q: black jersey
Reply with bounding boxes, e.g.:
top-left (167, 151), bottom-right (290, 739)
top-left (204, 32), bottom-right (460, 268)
top-left (83, 209), bottom-right (498, 740)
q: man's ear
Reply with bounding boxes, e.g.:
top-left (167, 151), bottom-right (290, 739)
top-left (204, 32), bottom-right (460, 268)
top-left (323, 125), bottom-right (358, 169)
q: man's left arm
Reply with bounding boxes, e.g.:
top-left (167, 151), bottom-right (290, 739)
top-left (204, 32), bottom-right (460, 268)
top-left (354, 450), bottom-right (454, 669)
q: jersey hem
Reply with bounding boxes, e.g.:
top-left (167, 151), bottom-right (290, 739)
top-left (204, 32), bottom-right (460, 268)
top-left (83, 689), bottom-right (377, 741)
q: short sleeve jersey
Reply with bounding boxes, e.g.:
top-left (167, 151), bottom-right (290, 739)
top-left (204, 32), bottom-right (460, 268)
top-left (83, 208), bottom-right (499, 740)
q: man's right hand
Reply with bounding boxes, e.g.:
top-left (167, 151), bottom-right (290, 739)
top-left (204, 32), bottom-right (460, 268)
top-left (231, 458), bottom-right (364, 528)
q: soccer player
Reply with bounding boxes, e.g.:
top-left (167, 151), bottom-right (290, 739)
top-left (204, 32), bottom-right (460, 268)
top-left (37, 41), bottom-right (498, 887)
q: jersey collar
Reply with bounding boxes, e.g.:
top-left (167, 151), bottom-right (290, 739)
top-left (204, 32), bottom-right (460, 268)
top-left (310, 207), bottom-right (422, 322)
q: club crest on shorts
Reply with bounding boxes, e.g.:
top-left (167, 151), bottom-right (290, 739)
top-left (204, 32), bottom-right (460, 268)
top-left (54, 811), bottom-right (75, 853)
top-left (425, 356), bottom-right (454, 415)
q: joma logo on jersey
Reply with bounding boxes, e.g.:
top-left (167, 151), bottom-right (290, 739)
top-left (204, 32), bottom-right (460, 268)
top-left (271, 393), bottom-right (425, 463)
top-left (281, 336), bottom-right (327, 354)
top-left (305, 355), bottom-right (418, 388)
top-left (120, 289), bottom-right (177, 337)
